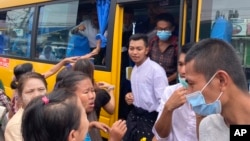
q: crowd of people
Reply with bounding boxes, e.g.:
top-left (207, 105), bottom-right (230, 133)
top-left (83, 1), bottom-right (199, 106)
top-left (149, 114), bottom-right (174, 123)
top-left (0, 6), bottom-right (249, 141)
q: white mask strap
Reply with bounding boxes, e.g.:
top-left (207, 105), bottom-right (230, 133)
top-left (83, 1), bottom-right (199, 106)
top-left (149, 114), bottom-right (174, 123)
top-left (201, 72), bottom-right (217, 92)
top-left (216, 92), bottom-right (223, 100)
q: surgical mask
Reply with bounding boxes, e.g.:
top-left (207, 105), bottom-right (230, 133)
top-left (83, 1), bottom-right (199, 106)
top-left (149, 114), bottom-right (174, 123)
top-left (186, 73), bottom-right (223, 116)
top-left (156, 30), bottom-right (172, 41)
top-left (192, 93), bottom-right (222, 116)
top-left (178, 75), bottom-right (188, 88)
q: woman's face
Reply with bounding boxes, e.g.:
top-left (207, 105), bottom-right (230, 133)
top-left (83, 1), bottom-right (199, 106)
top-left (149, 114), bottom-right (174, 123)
top-left (21, 78), bottom-right (47, 107)
top-left (74, 78), bottom-right (96, 113)
top-left (73, 98), bottom-right (89, 141)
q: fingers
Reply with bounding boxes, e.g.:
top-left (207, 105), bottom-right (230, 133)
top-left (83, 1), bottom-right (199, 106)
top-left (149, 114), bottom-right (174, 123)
top-left (110, 120), bottom-right (127, 134)
top-left (166, 88), bottom-right (188, 110)
top-left (116, 120), bottom-right (127, 132)
top-left (125, 93), bottom-right (134, 105)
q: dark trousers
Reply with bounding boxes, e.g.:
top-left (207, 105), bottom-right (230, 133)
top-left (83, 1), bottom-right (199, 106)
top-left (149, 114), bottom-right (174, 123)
top-left (123, 106), bottom-right (158, 141)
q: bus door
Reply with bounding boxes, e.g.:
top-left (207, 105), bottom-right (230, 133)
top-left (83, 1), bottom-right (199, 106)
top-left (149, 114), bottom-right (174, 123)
top-left (116, 0), bottom-right (194, 119)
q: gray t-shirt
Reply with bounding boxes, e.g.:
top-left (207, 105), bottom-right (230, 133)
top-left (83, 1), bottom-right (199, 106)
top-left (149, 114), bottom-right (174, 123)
top-left (199, 114), bottom-right (229, 141)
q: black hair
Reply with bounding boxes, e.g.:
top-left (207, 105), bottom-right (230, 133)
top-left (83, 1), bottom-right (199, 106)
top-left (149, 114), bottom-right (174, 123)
top-left (74, 59), bottom-right (95, 84)
top-left (129, 33), bottom-right (148, 47)
top-left (181, 42), bottom-right (196, 54)
top-left (17, 72), bottom-right (47, 97)
top-left (10, 63), bottom-right (33, 89)
top-left (185, 38), bottom-right (248, 91)
top-left (22, 88), bottom-right (81, 141)
top-left (56, 71), bottom-right (91, 93)
top-left (155, 13), bottom-right (175, 27)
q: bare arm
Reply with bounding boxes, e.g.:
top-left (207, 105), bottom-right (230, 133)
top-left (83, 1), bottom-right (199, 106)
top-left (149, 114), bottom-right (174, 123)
top-left (42, 56), bottom-right (78, 78)
top-left (96, 81), bottom-right (115, 114)
top-left (154, 104), bottom-right (174, 138)
top-left (155, 87), bottom-right (187, 138)
top-left (90, 39), bottom-right (101, 56)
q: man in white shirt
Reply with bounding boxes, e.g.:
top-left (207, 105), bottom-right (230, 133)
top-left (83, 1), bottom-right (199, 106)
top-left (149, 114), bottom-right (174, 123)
top-left (152, 42), bottom-right (198, 141)
top-left (124, 33), bottom-right (168, 141)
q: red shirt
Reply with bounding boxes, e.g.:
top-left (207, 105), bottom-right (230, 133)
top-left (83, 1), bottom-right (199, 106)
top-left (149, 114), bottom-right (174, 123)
top-left (149, 36), bottom-right (178, 84)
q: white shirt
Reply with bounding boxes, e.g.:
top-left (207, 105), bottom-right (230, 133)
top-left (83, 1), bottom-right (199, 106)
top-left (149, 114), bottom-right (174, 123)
top-left (199, 114), bottom-right (229, 141)
top-left (153, 83), bottom-right (198, 141)
top-left (131, 57), bottom-right (168, 112)
top-left (77, 19), bottom-right (107, 48)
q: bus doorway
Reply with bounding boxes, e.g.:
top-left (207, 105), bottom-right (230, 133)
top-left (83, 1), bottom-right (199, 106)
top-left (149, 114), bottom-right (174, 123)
top-left (118, 0), bottom-right (193, 120)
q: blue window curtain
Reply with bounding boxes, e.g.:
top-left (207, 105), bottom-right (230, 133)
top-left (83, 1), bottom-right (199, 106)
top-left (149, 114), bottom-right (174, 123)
top-left (96, 0), bottom-right (110, 48)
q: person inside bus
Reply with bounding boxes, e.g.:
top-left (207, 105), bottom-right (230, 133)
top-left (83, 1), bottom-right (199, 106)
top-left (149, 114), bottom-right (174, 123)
top-left (5, 72), bottom-right (47, 141)
top-left (70, 6), bottom-right (107, 65)
top-left (22, 89), bottom-right (89, 141)
top-left (185, 38), bottom-right (250, 141)
top-left (134, 2), bottom-right (166, 37)
top-left (152, 42), bottom-right (198, 141)
top-left (9, 56), bottom-right (78, 118)
top-left (39, 45), bottom-right (57, 61)
top-left (56, 71), bottom-right (126, 141)
top-left (124, 34), bottom-right (168, 141)
top-left (149, 13), bottom-right (178, 85)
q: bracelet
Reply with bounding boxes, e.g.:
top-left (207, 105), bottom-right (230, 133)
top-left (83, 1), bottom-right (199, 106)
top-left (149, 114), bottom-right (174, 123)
top-left (107, 85), bottom-right (115, 91)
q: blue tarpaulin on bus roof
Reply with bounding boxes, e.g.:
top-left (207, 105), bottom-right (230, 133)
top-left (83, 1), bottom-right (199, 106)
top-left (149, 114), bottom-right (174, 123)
top-left (96, 0), bottom-right (110, 48)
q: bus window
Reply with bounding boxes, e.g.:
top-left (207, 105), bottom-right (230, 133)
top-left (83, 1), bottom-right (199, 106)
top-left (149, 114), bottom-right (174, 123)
top-left (36, 1), bottom-right (109, 66)
top-left (36, 1), bottom-right (79, 61)
top-left (0, 8), bottom-right (34, 58)
top-left (198, 0), bottom-right (250, 82)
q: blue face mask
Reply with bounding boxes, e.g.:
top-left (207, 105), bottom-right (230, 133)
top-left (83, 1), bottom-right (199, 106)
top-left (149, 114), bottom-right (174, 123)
top-left (156, 30), bottom-right (172, 41)
top-left (186, 73), bottom-right (223, 116)
top-left (178, 75), bottom-right (188, 88)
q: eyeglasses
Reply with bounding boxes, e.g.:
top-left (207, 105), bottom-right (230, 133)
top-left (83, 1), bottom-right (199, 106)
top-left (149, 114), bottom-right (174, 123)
top-left (156, 27), bottom-right (172, 31)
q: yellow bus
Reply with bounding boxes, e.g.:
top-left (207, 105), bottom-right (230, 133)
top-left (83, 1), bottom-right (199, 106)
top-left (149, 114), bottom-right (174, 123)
top-left (1, 0), bottom-right (250, 138)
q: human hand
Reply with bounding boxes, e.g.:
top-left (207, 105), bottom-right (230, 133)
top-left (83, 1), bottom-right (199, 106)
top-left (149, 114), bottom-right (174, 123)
top-left (109, 120), bottom-right (127, 141)
top-left (63, 56), bottom-right (79, 64)
top-left (165, 87), bottom-right (187, 111)
top-left (78, 24), bottom-right (86, 31)
top-left (97, 81), bottom-right (113, 88)
top-left (125, 92), bottom-right (134, 105)
top-left (89, 121), bottom-right (110, 133)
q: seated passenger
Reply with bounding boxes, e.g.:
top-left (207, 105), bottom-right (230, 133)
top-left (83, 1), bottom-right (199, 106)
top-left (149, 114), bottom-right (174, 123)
top-left (39, 45), bottom-right (57, 61)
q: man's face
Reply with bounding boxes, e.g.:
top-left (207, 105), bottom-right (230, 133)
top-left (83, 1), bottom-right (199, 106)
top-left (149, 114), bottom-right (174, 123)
top-left (91, 11), bottom-right (99, 28)
top-left (185, 60), bottom-right (220, 104)
top-left (128, 39), bottom-right (148, 66)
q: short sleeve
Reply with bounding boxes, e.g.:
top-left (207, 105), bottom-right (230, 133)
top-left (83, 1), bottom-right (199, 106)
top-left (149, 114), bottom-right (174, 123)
top-left (94, 89), bottom-right (111, 118)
